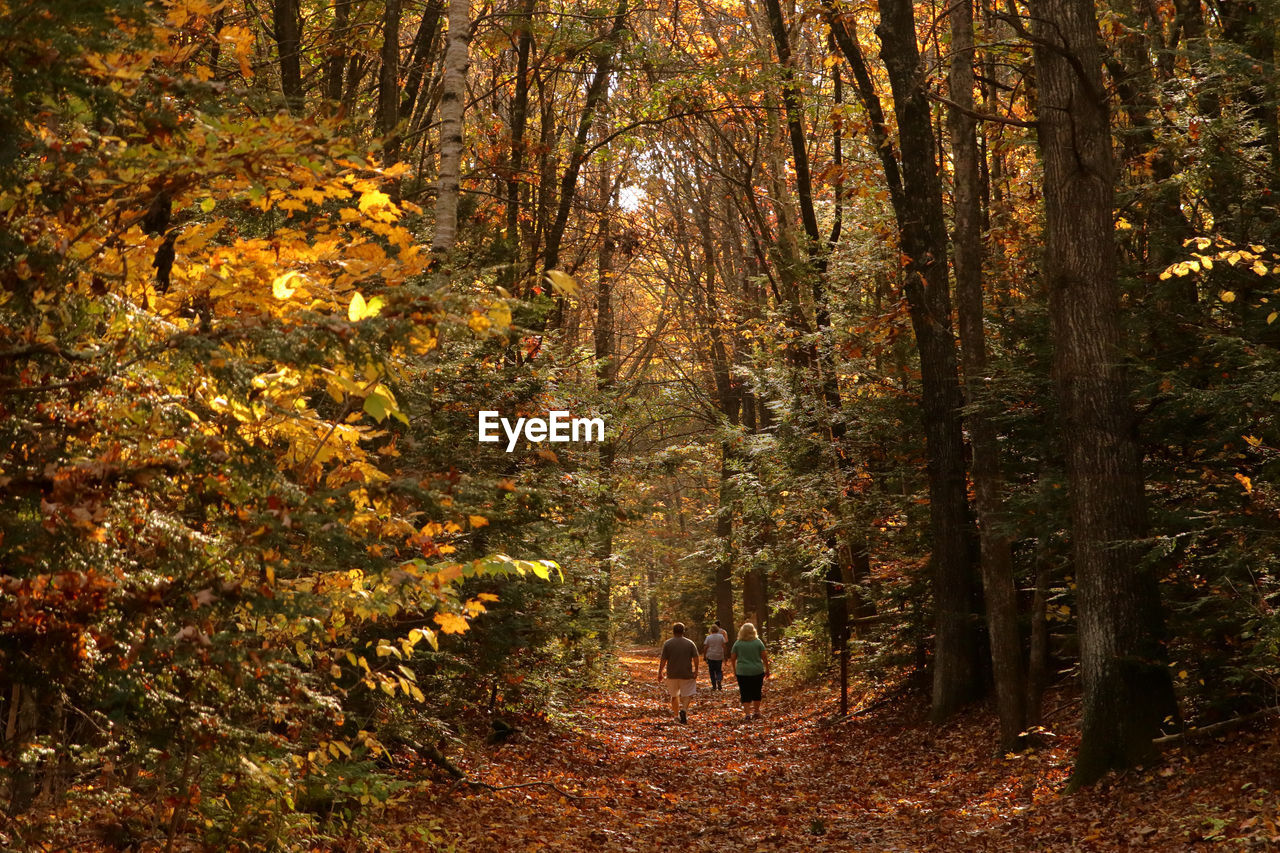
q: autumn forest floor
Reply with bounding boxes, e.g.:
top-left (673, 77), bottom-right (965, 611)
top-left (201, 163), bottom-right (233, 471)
top-left (404, 650), bottom-right (1280, 851)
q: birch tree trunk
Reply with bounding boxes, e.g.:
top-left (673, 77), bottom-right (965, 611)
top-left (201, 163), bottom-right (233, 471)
top-left (432, 0), bottom-right (471, 255)
top-left (1028, 0), bottom-right (1179, 788)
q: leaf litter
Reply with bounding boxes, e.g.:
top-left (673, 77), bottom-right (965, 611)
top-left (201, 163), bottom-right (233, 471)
top-left (400, 650), bottom-right (1280, 850)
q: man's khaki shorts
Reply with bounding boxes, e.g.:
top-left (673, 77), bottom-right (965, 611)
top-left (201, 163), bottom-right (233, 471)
top-left (666, 677), bottom-right (696, 698)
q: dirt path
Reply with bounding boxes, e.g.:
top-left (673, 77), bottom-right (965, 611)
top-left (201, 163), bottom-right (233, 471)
top-left (412, 649), bottom-right (1280, 851)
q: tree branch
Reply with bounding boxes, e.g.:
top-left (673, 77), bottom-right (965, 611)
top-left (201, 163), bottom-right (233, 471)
top-left (926, 90), bottom-right (1037, 127)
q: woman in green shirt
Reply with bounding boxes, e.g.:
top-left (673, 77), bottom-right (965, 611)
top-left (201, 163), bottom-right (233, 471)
top-left (728, 622), bottom-right (771, 720)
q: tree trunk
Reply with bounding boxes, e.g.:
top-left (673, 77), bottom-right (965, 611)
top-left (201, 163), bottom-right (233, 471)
top-left (505, 0), bottom-right (536, 285)
top-left (715, 439), bottom-right (736, 633)
top-left (542, 0), bottom-right (629, 272)
top-left (272, 0), bottom-right (304, 115)
top-left (743, 563), bottom-right (767, 635)
top-left (701, 180), bottom-right (742, 637)
top-left (877, 0), bottom-right (981, 723)
top-left (649, 568), bottom-right (662, 643)
top-left (1028, 0), bottom-right (1179, 788)
top-left (824, 537), bottom-right (849, 652)
top-left (761, 0), bottom-right (820, 252)
top-left (948, 0), bottom-right (1025, 750)
top-left (823, 2), bottom-right (904, 214)
top-left (341, 56), bottom-right (368, 116)
top-left (324, 1), bottom-right (352, 103)
top-left (1025, 520), bottom-right (1054, 726)
top-left (399, 1), bottom-right (444, 121)
top-left (763, 0), bottom-right (872, 660)
top-left (431, 0), bottom-right (472, 255)
top-left (378, 0), bottom-right (403, 171)
top-left (593, 162), bottom-right (618, 646)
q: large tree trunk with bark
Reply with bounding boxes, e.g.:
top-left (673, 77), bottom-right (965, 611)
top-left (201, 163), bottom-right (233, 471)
top-left (432, 0), bottom-right (472, 255)
top-left (948, 0), bottom-right (1025, 750)
top-left (378, 0), bottom-right (403, 170)
top-left (324, 1), bottom-right (352, 104)
top-left (1028, 0), bottom-right (1179, 789)
top-left (272, 0), bottom-right (304, 115)
top-left (877, 0), bottom-right (981, 723)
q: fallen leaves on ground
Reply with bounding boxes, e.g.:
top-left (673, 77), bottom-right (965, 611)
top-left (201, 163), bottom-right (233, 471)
top-left (397, 650), bottom-right (1280, 850)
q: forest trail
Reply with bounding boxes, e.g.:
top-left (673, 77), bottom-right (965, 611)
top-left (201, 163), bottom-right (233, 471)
top-left (411, 650), bottom-right (1280, 851)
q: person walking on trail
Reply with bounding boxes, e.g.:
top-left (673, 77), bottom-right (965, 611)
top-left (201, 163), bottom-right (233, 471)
top-left (702, 621), bottom-right (728, 691)
top-left (657, 622), bottom-right (699, 724)
top-left (728, 622), bottom-right (771, 721)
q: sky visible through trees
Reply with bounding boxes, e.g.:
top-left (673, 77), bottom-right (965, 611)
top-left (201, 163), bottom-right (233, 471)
top-left (3, 0), bottom-right (1280, 848)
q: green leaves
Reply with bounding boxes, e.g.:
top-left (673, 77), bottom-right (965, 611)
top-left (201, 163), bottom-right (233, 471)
top-left (362, 383), bottom-right (407, 425)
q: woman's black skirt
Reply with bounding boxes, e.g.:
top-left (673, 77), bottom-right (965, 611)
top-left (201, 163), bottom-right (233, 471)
top-left (736, 673), bottom-right (764, 703)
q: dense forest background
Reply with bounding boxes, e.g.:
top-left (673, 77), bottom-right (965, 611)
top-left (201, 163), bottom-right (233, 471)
top-left (3, 0), bottom-right (1280, 848)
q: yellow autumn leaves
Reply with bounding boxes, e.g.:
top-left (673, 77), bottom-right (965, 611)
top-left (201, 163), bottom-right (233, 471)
top-left (1157, 237), bottom-right (1280, 319)
top-left (313, 564), bottom-right (513, 708)
top-left (465, 269), bottom-right (577, 335)
top-left (545, 268), bottom-right (580, 296)
top-left (469, 298), bottom-right (514, 334)
top-left (1160, 237), bottom-right (1280, 282)
top-left (348, 291), bottom-right (385, 322)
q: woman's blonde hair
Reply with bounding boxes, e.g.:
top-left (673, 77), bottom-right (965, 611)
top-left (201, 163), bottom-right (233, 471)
top-left (738, 622), bottom-right (757, 642)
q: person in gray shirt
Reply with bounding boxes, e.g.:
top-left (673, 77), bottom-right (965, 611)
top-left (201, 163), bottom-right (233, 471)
top-left (702, 622), bottom-right (728, 690)
top-left (657, 622), bottom-right (700, 723)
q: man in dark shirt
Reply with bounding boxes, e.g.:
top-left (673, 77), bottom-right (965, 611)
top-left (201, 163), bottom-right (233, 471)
top-left (657, 622), bottom-right (699, 723)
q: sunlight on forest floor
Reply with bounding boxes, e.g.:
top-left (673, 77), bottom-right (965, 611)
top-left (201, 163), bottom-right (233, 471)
top-left (406, 650), bottom-right (1280, 850)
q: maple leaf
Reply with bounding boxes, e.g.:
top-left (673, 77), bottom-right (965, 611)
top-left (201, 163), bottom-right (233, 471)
top-left (358, 189), bottom-right (392, 213)
top-left (434, 612), bottom-right (469, 634)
